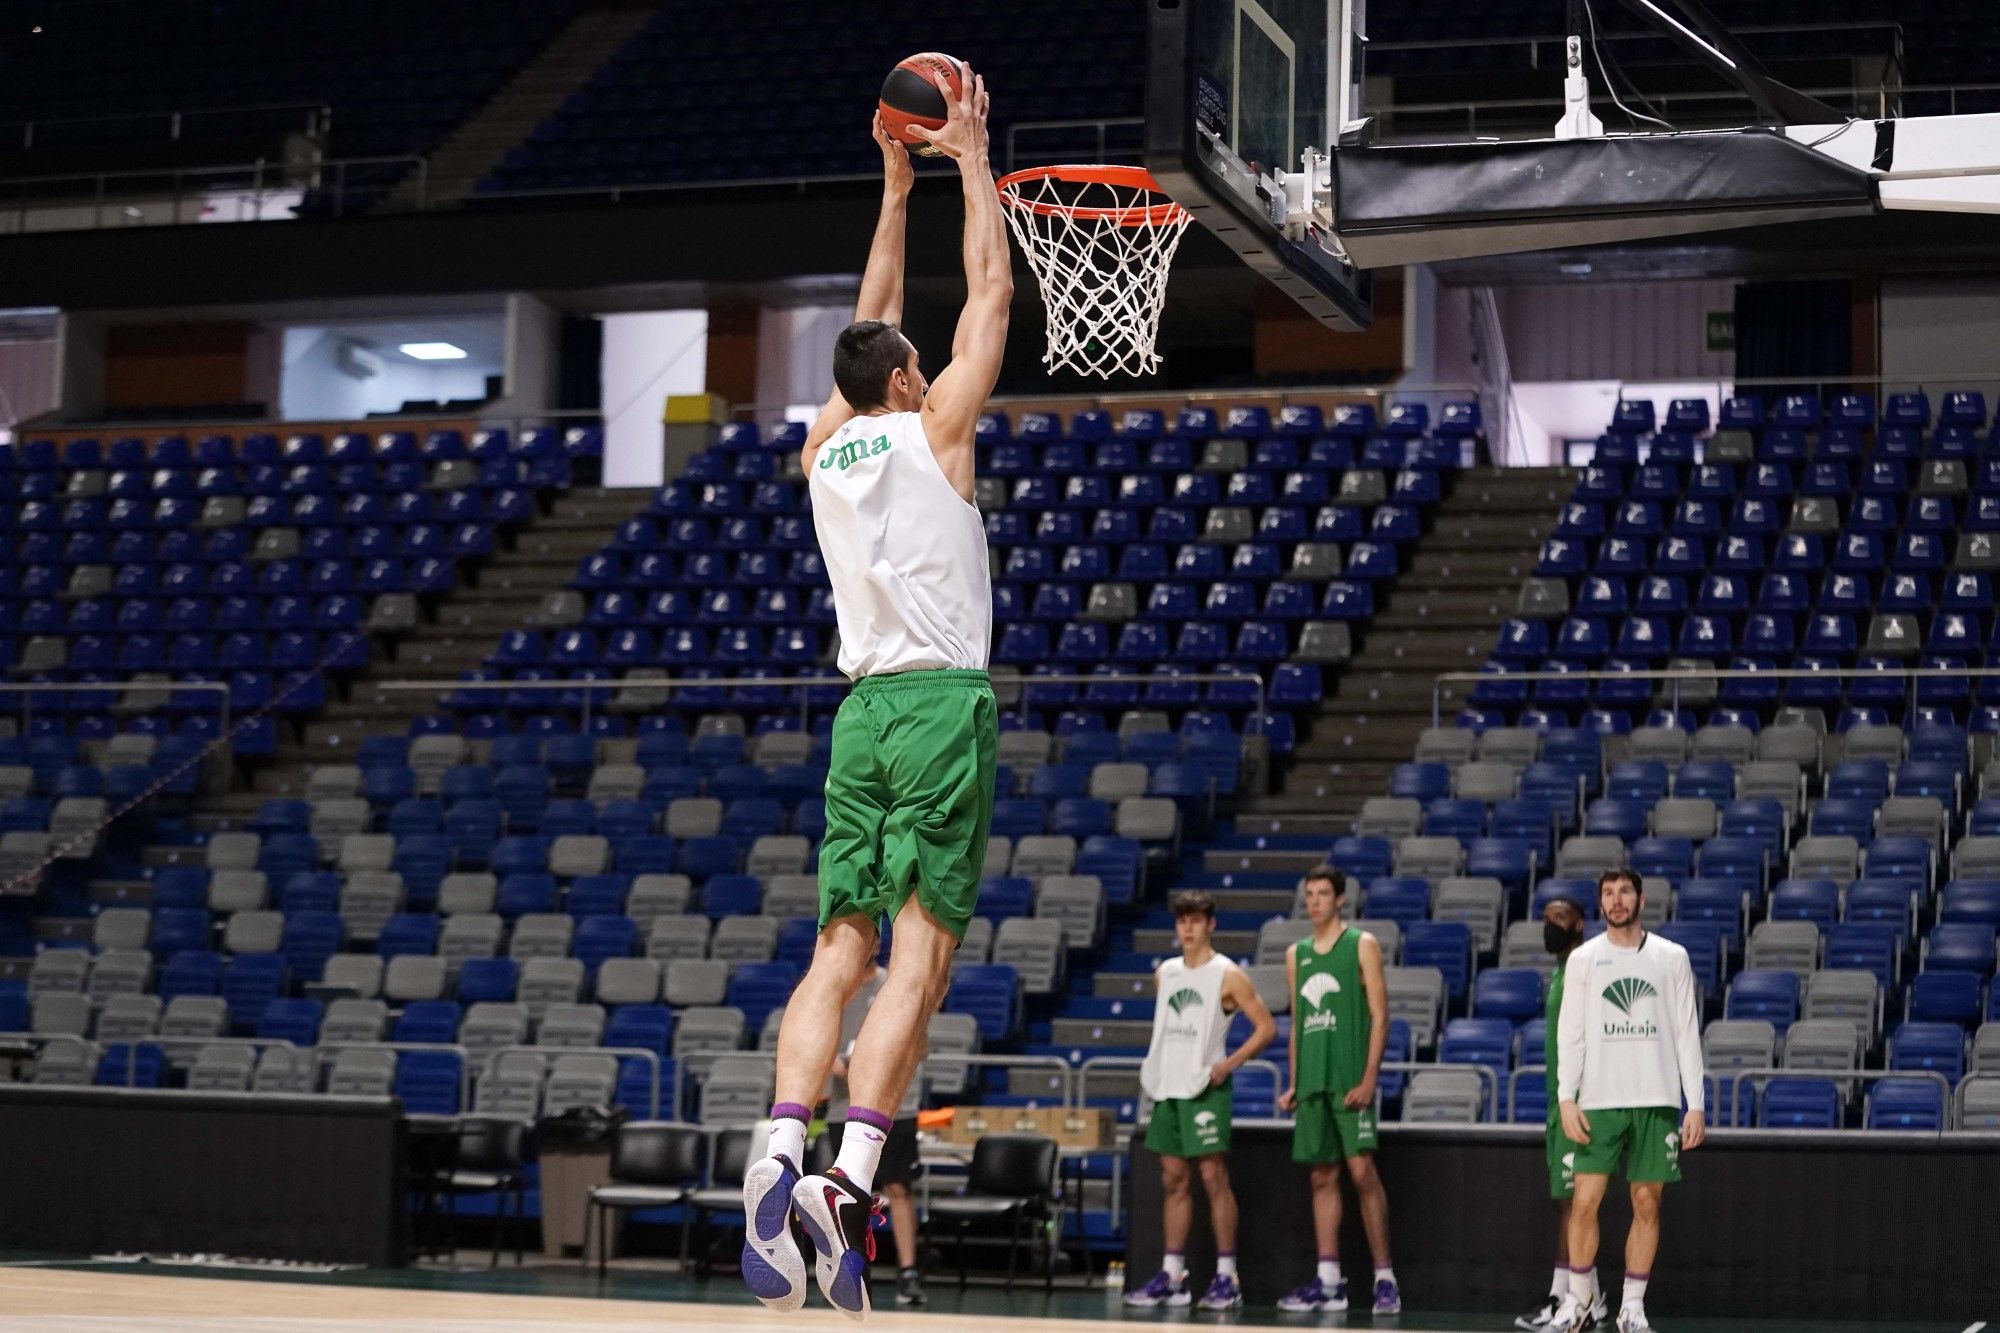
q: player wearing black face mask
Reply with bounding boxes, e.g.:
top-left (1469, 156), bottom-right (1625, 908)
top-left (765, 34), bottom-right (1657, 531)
top-left (1516, 897), bottom-right (1606, 1330)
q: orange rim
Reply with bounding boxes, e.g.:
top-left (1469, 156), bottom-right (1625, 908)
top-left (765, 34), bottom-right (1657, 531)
top-left (995, 164), bottom-right (1190, 227)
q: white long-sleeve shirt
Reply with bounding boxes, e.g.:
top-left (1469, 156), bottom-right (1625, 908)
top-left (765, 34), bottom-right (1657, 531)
top-left (1555, 930), bottom-right (1706, 1113)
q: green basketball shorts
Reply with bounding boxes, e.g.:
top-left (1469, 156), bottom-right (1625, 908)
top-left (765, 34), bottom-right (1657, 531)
top-left (817, 668), bottom-right (996, 944)
top-left (1570, 1105), bottom-right (1683, 1183)
top-left (1145, 1080), bottom-right (1234, 1159)
top-left (1546, 1108), bottom-right (1581, 1199)
top-left (1292, 1091), bottom-right (1378, 1163)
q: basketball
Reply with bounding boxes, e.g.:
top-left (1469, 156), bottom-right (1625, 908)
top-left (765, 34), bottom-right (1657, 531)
top-left (878, 51), bottom-right (966, 154)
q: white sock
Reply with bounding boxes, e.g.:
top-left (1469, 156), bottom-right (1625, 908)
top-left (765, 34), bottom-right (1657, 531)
top-left (1623, 1273), bottom-right (1648, 1307)
top-left (1569, 1267), bottom-right (1595, 1304)
top-left (1216, 1254), bottom-right (1238, 1277)
top-left (1319, 1259), bottom-right (1341, 1285)
top-left (1549, 1265), bottom-right (1569, 1297)
top-left (764, 1116), bottom-right (806, 1167)
top-left (1374, 1265), bottom-right (1397, 1286)
top-left (833, 1117), bottom-right (888, 1194)
top-left (1162, 1252), bottom-right (1186, 1281)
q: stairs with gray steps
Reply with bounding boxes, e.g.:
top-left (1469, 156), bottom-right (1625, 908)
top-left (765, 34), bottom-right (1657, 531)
top-left (1248, 466), bottom-right (1572, 830)
top-left (192, 486), bottom-right (652, 826)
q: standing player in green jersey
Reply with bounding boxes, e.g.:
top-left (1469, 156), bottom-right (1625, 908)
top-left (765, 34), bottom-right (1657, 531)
top-left (1275, 865), bottom-right (1401, 1316)
top-left (1516, 894), bottom-right (1609, 1331)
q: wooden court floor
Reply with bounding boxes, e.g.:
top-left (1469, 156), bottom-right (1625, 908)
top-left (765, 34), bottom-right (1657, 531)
top-left (0, 1265), bottom-right (1981, 1332)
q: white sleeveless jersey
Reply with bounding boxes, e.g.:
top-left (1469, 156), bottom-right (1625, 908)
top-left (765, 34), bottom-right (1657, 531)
top-left (807, 411), bottom-right (992, 679)
top-left (1140, 953), bottom-right (1234, 1101)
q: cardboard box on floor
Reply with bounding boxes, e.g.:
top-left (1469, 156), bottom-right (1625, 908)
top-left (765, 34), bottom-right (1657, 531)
top-left (937, 1105), bottom-right (1115, 1150)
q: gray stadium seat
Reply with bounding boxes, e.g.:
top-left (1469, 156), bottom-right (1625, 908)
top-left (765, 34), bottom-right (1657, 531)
top-left (924, 1011), bottom-right (981, 1098)
top-left (1295, 622), bottom-right (1352, 664)
top-left (550, 835), bottom-right (611, 879)
top-left (1746, 921), bottom-right (1821, 978)
top-left (409, 738), bottom-right (470, 794)
top-left (1691, 724), bottom-right (1756, 766)
top-left (1703, 1018), bottom-right (1776, 1072)
top-left (366, 594), bottom-right (419, 635)
top-left (761, 874), bottom-right (819, 921)
top-left (1791, 836), bottom-right (1860, 885)
top-left (626, 874), bottom-right (693, 930)
top-left (1841, 722), bottom-right (1908, 767)
top-left (586, 764), bottom-right (646, 804)
top-left (1089, 762), bottom-right (1150, 802)
top-left (208, 868), bottom-right (269, 913)
top-left (1244, 962), bottom-right (1290, 1015)
top-left (1413, 727), bottom-right (1478, 767)
top-left (1652, 797), bottom-right (1718, 841)
top-left (665, 798), bottom-right (723, 839)
top-left (327, 1048), bottom-right (397, 1098)
top-left (160, 996), bottom-right (229, 1043)
top-left (321, 998), bottom-right (389, 1045)
top-left (1515, 576), bottom-right (1569, 620)
top-left (1952, 836), bottom-right (2000, 881)
top-left (205, 831), bottom-right (261, 872)
top-left (701, 1053), bottom-right (777, 1126)
top-left (993, 918), bottom-right (1066, 994)
top-left (1256, 917), bottom-right (1313, 965)
top-left (222, 910), bottom-right (284, 955)
top-left (1802, 970), bottom-right (1880, 1031)
top-left (87, 950), bottom-right (153, 1001)
top-left (749, 732), bottom-right (812, 767)
top-left (94, 994), bottom-right (161, 1043)
top-left (1783, 1018), bottom-right (1864, 1071)
top-left (1199, 440), bottom-right (1250, 473)
top-left (187, 1043), bottom-right (255, 1092)
top-left (92, 907), bottom-right (151, 952)
top-left (1034, 875), bottom-right (1105, 949)
top-left (1876, 796), bottom-right (1946, 844)
top-left (1971, 1024), bottom-right (2000, 1076)
top-left (440, 913), bottom-right (505, 973)
top-left (28, 950), bottom-right (88, 997)
top-left (955, 916), bottom-right (994, 969)
top-left (339, 872), bottom-right (403, 941)
top-left (320, 953), bottom-right (384, 1000)
top-left (594, 958), bottom-right (663, 1007)
top-left (1011, 835), bottom-right (1077, 878)
top-left (525, 590), bottom-right (586, 629)
top-left (673, 1005), bottom-right (748, 1084)
top-left (310, 798), bottom-right (372, 843)
top-left (511, 914), bottom-right (577, 961)
top-left (1433, 878), bottom-right (1505, 954)
top-left (519, 958), bottom-right (586, 1016)
top-left (746, 835), bottom-right (811, 879)
top-left (1478, 728), bottom-right (1542, 768)
top-left (1115, 797), bottom-right (1179, 843)
top-left (384, 954), bottom-right (448, 1003)
top-left (1500, 920), bottom-right (1557, 979)
top-left (461, 1003), bottom-right (531, 1064)
top-left (1555, 835), bottom-right (1626, 878)
top-left (1395, 836), bottom-right (1464, 881)
top-left (1384, 966), bottom-right (1446, 1050)
top-left (1627, 726), bottom-right (1690, 769)
top-left (710, 916), bottom-right (779, 964)
top-left (1452, 761), bottom-right (1520, 802)
top-left (252, 1046), bottom-right (315, 1095)
top-left (647, 916), bottom-right (711, 962)
top-left (1350, 919), bottom-right (1402, 965)
top-left (1959, 1074), bottom-right (2000, 1130)
top-left (1402, 1068), bottom-right (1483, 1122)
top-left (1354, 798), bottom-right (1422, 840)
top-left (475, 1051), bottom-right (546, 1119)
top-left (1083, 583), bottom-right (1138, 622)
top-left (1289, 541), bottom-right (1344, 581)
top-left (537, 1002), bottom-right (607, 1049)
top-left (664, 959), bottom-right (729, 1008)
top-left (439, 872), bottom-right (499, 916)
top-left (982, 836), bottom-right (1014, 878)
top-left (1337, 470), bottom-right (1386, 506)
top-left (1737, 760), bottom-right (1807, 820)
top-left (544, 1053), bottom-right (619, 1115)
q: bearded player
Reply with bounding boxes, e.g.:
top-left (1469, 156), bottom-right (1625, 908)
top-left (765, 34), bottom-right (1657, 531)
top-left (739, 66), bottom-right (1008, 1323)
top-left (1548, 870), bottom-right (1707, 1333)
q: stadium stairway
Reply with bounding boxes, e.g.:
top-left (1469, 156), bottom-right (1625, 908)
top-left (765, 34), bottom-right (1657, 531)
top-left (1232, 466), bottom-right (1573, 864)
top-left (219, 485), bottom-right (653, 807)
top-left (374, 3), bottom-right (656, 212)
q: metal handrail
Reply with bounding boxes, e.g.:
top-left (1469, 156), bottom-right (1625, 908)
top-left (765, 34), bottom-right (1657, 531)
top-left (1704, 1066), bottom-right (1956, 1133)
top-left (1379, 1058), bottom-right (1503, 1122)
top-left (671, 1049), bottom-right (1078, 1122)
top-left (1074, 1054), bottom-right (1287, 1113)
top-left (313, 1040), bottom-right (474, 1112)
top-left (0, 152), bottom-right (425, 235)
top-left (489, 1042), bottom-right (662, 1120)
top-left (375, 670), bottom-right (1270, 742)
top-left (10, 1032), bottom-right (299, 1089)
top-left (0, 100), bottom-right (332, 149)
top-left (1432, 665), bottom-right (2000, 730)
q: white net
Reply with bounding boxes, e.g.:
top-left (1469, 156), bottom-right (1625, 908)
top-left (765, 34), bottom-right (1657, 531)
top-left (998, 167), bottom-right (1191, 380)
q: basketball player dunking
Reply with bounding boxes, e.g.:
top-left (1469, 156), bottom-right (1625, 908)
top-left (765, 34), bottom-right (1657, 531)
top-left (740, 67), bottom-right (1008, 1323)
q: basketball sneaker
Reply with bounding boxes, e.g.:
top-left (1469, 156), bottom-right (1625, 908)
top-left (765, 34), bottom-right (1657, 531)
top-left (895, 1266), bottom-right (926, 1307)
top-left (1516, 1294), bottom-right (1564, 1329)
top-left (1277, 1276), bottom-right (1348, 1312)
top-left (1197, 1273), bottom-right (1243, 1311)
top-left (791, 1167), bottom-right (881, 1321)
top-left (1616, 1301), bottom-right (1652, 1332)
top-left (739, 1154), bottom-right (807, 1312)
top-left (1373, 1276), bottom-right (1402, 1314)
top-left (1123, 1269), bottom-right (1192, 1308)
top-left (1545, 1295), bottom-right (1589, 1332)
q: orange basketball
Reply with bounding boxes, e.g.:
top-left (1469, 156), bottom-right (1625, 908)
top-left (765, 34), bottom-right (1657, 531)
top-left (878, 52), bottom-right (966, 156)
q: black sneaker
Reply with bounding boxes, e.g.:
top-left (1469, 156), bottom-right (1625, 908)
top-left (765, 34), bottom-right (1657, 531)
top-left (792, 1167), bottom-right (880, 1321)
top-left (1516, 1293), bottom-right (1564, 1329)
top-left (896, 1266), bottom-right (926, 1306)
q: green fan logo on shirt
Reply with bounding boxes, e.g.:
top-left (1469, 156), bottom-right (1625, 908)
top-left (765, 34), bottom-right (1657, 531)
top-left (1601, 976), bottom-right (1659, 1015)
top-left (1166, 987), bottom-right (1204, 1016)
top-left (1300, 972), bottom-right (1341, 1010)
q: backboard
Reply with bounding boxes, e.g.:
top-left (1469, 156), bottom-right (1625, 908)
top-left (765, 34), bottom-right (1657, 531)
top-left (1146, 0), bottom-right (1373, 330)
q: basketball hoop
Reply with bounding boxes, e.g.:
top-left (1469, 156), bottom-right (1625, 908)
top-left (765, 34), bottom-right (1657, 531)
top-left (996, 164), bottom-right (1191, 380)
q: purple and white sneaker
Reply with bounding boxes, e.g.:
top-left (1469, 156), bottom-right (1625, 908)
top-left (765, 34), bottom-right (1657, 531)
top-left (1123, 1269), bottom-right (1192, 1308)
top-left (1374, 1276), bottom-right (1403, 1314)
top-left (1277, 1276), bottom-right (1348, 1313)
top-left (1198, 1273), bottom-right (1244, 1311)
top-left (739, 1154), bottom-right (806, 1312)
top-left (791, 1167), bottom-right (880, 1322)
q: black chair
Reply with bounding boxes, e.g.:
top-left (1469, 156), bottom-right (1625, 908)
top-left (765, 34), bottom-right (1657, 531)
top-left (926, 1132), bottom-right (1060, 1291)
top-left (587, 1121), bottom-right (707, 1276)
top-left (682, 1125), bottom-right (755, 1274)
top-left (437, 1115), bottom-right (530, 1267)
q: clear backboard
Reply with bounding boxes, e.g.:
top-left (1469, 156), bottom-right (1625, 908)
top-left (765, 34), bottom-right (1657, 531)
top-left (1146, 0), bottom-right (1373, 330)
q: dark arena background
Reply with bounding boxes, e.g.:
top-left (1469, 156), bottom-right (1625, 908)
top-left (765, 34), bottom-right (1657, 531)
top-left (0, 1), bottom-right (1996, 1330)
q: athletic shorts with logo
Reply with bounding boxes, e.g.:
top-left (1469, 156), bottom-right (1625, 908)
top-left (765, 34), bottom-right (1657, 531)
top-left (1546, 1109), bottom-right (1582, 1199)
top-left (1570, 1105), bottom-right (1682, 1183)
top-left (818, 669), bottom-right (996, 944)
top-left (1146, 1080), bottom-right (1233, 1158)
top-left (1293, 1091), bottom-right (1377, 1163)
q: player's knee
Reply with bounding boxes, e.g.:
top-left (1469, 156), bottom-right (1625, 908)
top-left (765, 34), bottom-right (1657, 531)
top-left (1197, 1156), bottom-right (1230, 1190)
top-left (884, 1180), bottom-right (911, 1203)
top-left (1161, 1159), bottom-right (1190, 1195)
top-left (1346, 1155), bottom-right (1378, 1190)
top-left (1310, 1163), bottom-right (1341, 1190)
top-left (1630, 1186), bottom-right (1661, 1221)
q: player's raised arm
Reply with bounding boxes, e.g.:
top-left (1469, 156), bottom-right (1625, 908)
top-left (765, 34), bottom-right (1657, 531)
top-left (912, 66), bottom-right (1010, 497)
top-left (803, 117), bottom-right (916, 460)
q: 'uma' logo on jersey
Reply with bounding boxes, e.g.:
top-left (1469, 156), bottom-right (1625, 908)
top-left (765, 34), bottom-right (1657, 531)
top-left (1166, 987), bottom-right (1204, 1016)
top-left (1602, 977), bottom-right (1658, 1015)
top-left (1300, 973), bottom-right (1341, 1010)
top-left (818, 434), bottom-right (892, 470)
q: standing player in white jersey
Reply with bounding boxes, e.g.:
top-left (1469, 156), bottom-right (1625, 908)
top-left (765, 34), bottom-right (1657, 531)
top-left (1125, 890), bottom-right (1277, 1312)
top-left (739, 66), bottom-right (1009, 1324)
top-left (1549, 870), bottom-right (1707, 1333)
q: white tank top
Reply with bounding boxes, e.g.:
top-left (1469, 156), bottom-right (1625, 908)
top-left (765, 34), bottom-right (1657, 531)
top-left (807, 410), bottom-right (992, 679)
top-left (1140, 953), bottom-right (1234, 1101)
